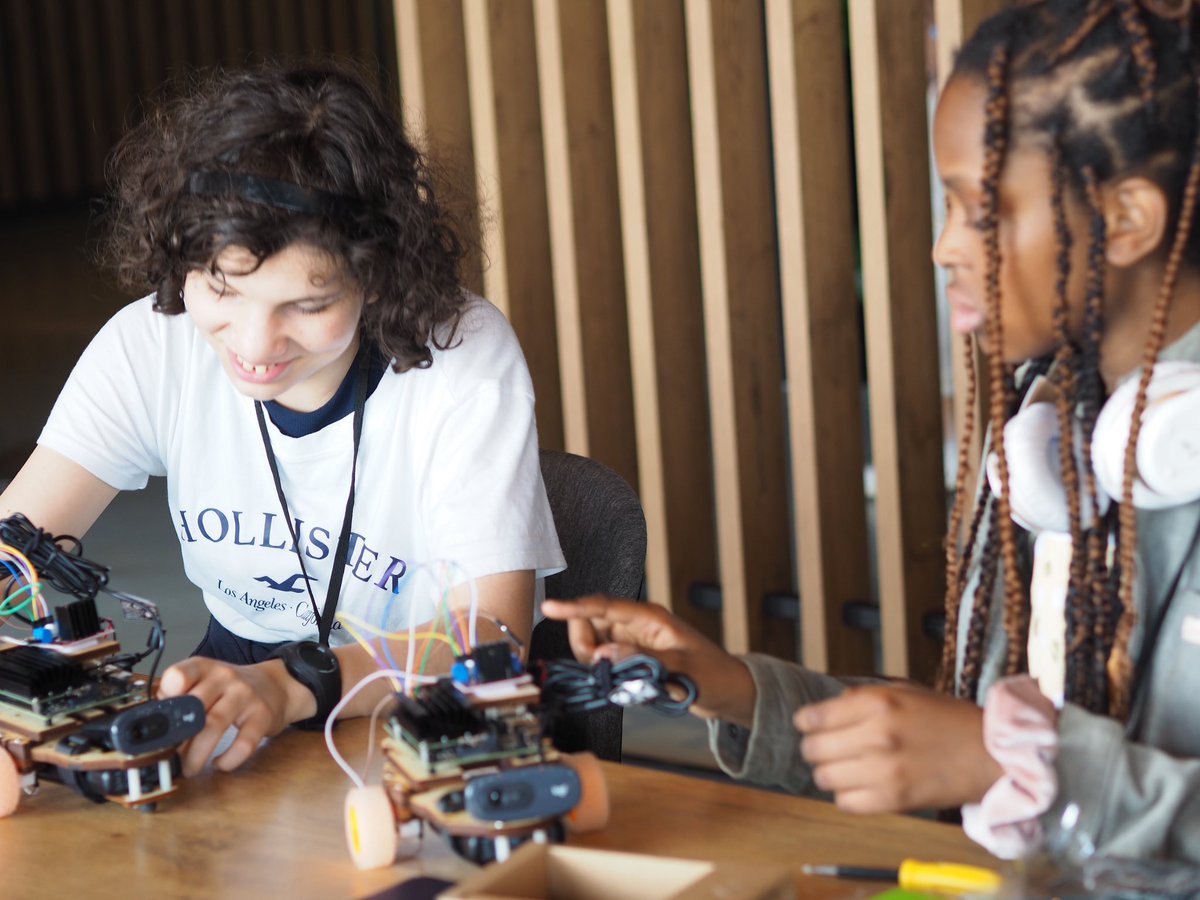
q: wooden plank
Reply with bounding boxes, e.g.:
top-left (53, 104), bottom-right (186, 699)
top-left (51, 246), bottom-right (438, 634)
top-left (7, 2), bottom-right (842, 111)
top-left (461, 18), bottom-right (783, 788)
top-left (374, 0), bottom-right (402, 102)
top-left (395, 0), bottom-right (426, 130)
top-left (96, 0), bottom-right (137, 150)
top-left (247, 0), bottom-right (278, 61)
top-left (67, 0), bottom-right (111, 196)
top-left (849, 0), bottom-right (947, 681)
top-left (606, 0), bottom-right (719, 632)
top-left (685, 0), bottom-right (793, 658)
top-left (533, 0), bottom-right (638, 489)
top-left (38, 0), bottom-right (82, 196)
top-left (130, 0), bottom-right (164, 94)
top-left (298, 0), bottom-right (325, 58)
top-left (533, 0), bottom-right (587, 459)
top-left (352, 0), bottom-right (383, 82)
top-left (6, 0), bottom-right (51, 202)
top-left (394, 0), bottom-right (484, 295)
top-left (0, 3), bottom-right (18, 205)
top-left (219, 0), bottom-right (252, 63)
top-left (272, 0), bottom-right (305, 61)
top-left (326, 0), bottom-right (356, 59)
top-left (185, 0), bottom-right (222, 69)
top-left (462, 0), bottom-right (564, 449)
top-left (38, 0), bottom-right (83, 197)
top-left (766, 0), bottom-right (872, 674)
top-left (159, 0), bottom-right (190, 75)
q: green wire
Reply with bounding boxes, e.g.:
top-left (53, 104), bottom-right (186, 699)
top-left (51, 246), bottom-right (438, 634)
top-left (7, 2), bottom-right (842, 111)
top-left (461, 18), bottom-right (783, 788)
top-left (416, 585), bottom-right (457, 676)
top-left (0, 582), bottom-right (39, 616)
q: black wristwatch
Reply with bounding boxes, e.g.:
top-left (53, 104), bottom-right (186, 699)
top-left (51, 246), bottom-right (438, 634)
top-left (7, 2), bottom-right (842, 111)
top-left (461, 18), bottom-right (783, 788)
top-left (270, 640), bottom-right (342, 731)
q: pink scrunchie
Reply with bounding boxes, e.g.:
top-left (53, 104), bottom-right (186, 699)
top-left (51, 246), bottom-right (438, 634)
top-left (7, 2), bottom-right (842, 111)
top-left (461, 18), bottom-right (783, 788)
top-left (961, 675), bottom-right (1060, 859)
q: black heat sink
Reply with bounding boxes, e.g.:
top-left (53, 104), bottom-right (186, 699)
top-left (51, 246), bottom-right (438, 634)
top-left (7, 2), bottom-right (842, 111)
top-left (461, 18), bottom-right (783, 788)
top-left (54, 597), bottom-right (102, 641)
top-left (0, 646), bottom-right (88, 700)
top-left (394, 680), bottom-right (489, 743)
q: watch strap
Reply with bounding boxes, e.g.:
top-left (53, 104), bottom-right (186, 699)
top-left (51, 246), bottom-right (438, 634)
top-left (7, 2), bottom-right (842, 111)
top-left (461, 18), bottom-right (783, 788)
top-left (270, 640), bottom-right (342, 731)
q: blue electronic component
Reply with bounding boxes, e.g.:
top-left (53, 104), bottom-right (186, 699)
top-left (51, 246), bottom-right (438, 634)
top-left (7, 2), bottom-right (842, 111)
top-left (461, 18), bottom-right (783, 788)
top-left (450, 643), bottom-right (523, 685)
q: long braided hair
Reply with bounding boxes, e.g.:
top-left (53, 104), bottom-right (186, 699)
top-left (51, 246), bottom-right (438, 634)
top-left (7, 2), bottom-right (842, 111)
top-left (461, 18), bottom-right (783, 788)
top-left (939, 0), bottom-right (1200, 719)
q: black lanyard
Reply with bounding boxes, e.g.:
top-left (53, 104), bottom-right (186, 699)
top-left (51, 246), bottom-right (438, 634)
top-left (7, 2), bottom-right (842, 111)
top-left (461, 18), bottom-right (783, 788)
top-left (254, 350), bottom-right (370, 646)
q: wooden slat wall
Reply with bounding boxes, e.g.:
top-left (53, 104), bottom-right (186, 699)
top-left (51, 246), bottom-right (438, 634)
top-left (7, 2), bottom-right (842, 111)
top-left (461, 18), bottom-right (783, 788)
top-left (5, 0), bottom-right (1008, 679)
top-left (393, 0), bottom-right (485, 296)
top-left (533, 0), bottom-right (638, 488)
top-left (0, 0), bottom-right (399, 210)
top-left (849, 0), bottom-right (947, 681)
top-left (461, 0), bottom-right (565, 450)
top-left (685, 0), bottom-right (794, 659)
top-left (766, 0), bottom-right (873, 675)
top-left (607, 0), bottom-right (721, 642)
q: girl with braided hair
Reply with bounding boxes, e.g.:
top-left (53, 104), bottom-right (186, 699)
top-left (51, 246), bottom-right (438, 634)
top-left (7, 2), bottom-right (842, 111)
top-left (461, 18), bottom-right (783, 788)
top-left (545, 0), bottom-right (1200, 861)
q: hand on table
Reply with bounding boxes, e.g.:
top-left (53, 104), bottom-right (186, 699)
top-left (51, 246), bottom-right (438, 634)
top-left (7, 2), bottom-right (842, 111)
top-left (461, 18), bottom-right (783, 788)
top-left (796, 684), bottom-right (1002, 814)
top-left (541, 595), bottom-right (757, 727)
top-left (157, 657), bottom-right (308, 776)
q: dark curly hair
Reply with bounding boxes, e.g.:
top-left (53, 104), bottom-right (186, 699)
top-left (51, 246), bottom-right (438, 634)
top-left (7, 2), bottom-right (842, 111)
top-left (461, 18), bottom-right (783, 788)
top-left (100, 63), bottom-right (467, 372)
top-left (938, 0), bottom-right (1200, 719)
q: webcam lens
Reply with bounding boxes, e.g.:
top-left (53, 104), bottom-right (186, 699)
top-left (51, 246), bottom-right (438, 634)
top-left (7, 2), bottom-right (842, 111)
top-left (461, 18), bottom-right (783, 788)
top-left (129, 714), bottom-right (169, 744)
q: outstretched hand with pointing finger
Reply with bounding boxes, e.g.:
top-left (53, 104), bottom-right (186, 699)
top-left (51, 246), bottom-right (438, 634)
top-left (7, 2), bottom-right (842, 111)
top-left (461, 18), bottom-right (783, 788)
top-left (541, 595), bottom-right (757, 727)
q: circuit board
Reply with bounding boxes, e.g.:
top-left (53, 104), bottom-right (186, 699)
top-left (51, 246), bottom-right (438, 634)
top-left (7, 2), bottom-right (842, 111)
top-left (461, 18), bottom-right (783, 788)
top-left (0, 641), bottom-right (149, 737)
top-left (0, 666), bottom-right (147, 720)
top-left (385, 675), bottom-right (549, 776)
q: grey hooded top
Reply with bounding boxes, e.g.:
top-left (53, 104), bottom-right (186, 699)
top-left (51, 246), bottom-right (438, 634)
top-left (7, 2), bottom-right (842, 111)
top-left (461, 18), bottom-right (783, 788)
top-left (706, 321), bottom-right (1200, 863)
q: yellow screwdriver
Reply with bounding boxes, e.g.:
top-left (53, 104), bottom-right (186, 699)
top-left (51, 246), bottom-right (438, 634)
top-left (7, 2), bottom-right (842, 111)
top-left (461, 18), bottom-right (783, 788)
top-left (802, 859), bottom-right (1003, 895)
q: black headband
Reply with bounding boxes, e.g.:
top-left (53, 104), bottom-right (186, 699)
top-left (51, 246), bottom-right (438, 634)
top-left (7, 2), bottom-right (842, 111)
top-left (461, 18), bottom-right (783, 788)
top-left (184, 171), bottom-right (365, 216)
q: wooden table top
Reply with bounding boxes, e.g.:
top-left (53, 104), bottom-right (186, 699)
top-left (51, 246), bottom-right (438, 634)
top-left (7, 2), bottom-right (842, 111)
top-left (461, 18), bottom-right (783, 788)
top-left (0, 719), bottom-right (999, 899)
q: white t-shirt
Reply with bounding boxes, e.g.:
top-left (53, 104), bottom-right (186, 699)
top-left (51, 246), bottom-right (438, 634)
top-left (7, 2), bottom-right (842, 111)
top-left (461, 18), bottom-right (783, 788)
top-left (40, 294), bottom-right (565, 645)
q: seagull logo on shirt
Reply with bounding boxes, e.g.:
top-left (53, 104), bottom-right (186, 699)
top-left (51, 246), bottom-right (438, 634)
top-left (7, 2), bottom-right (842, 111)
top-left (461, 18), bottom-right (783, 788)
top-left (253, 573), bottom-right (318, 593)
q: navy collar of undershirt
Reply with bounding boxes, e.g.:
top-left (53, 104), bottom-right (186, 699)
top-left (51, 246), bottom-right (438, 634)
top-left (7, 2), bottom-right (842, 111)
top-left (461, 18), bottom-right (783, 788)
top-left (263, 343), bottom-right (389, 438)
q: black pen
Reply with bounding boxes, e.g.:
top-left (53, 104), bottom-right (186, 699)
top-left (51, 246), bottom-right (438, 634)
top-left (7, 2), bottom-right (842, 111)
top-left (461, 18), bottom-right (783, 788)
top-left (802, 864), bottom-right (895, 881)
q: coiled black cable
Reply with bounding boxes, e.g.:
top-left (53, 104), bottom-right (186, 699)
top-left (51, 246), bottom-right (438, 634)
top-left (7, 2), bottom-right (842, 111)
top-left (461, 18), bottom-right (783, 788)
top-left (537, 655), bottom-right (697, 717)
top-left (0, 513), bottom-right (166, 691)
top-left (0, 513), bottom-right (110, 600)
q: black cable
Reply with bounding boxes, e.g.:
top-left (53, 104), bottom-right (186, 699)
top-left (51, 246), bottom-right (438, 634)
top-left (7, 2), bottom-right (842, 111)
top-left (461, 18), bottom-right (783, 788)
top-left (0, 514), bottom-right (165, 693)
top-left (0, 513), bottom-right (110, 600)
top-left (102, 589), bottom-right (167, 694)
top-left (537, 655), bottom-right (697, 717)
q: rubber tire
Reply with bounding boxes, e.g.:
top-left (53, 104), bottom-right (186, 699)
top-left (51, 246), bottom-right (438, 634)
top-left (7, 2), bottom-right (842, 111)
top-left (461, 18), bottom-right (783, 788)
top-left (561, 752), bottom-right (609, 833)
top-left (345, 785), bottom-right (398, 870)
top-left (449, 823), bottom-right (564, 866)
top-left (0, 751), bottom-right (20, 818)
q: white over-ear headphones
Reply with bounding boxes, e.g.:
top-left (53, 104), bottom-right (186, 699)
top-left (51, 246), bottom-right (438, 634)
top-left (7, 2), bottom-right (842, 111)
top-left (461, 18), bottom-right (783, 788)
top-left (987, 395), bottom-right (1110, 534)
top-left (988, 362), bottom-right (1200, 532)
top-left (1091, 360), bottom-right (1200, 509)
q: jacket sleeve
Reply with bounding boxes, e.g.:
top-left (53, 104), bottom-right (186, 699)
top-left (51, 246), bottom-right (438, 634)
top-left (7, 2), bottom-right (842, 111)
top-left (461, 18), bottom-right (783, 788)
top-left (705, 653), bottom-right (868, 797)
top-left (1042, 704), bottom-right (1200, 862)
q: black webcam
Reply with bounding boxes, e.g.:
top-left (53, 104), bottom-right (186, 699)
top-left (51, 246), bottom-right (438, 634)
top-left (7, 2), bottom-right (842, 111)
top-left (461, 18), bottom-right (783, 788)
top-left (82, 696), bottom-right (206, 755)
top-left (463, 764), bottom-right (582, 823)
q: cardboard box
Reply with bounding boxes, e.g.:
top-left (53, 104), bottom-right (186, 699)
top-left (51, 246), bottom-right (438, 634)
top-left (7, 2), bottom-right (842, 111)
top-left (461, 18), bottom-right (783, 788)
top-left (441, 843), bottom-right (796, 900)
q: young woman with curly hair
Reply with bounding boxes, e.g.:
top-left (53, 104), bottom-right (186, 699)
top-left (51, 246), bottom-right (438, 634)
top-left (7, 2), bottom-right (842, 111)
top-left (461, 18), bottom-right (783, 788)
top-left (547, 0), bottom-right (1200, 862)
top-left (0, 65), bottom-right (563, 776)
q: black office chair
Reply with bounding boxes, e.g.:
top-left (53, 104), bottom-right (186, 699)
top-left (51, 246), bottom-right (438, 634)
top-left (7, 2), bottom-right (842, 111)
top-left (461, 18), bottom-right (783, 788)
top-left (531, 449), bottom-right (646, 762)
